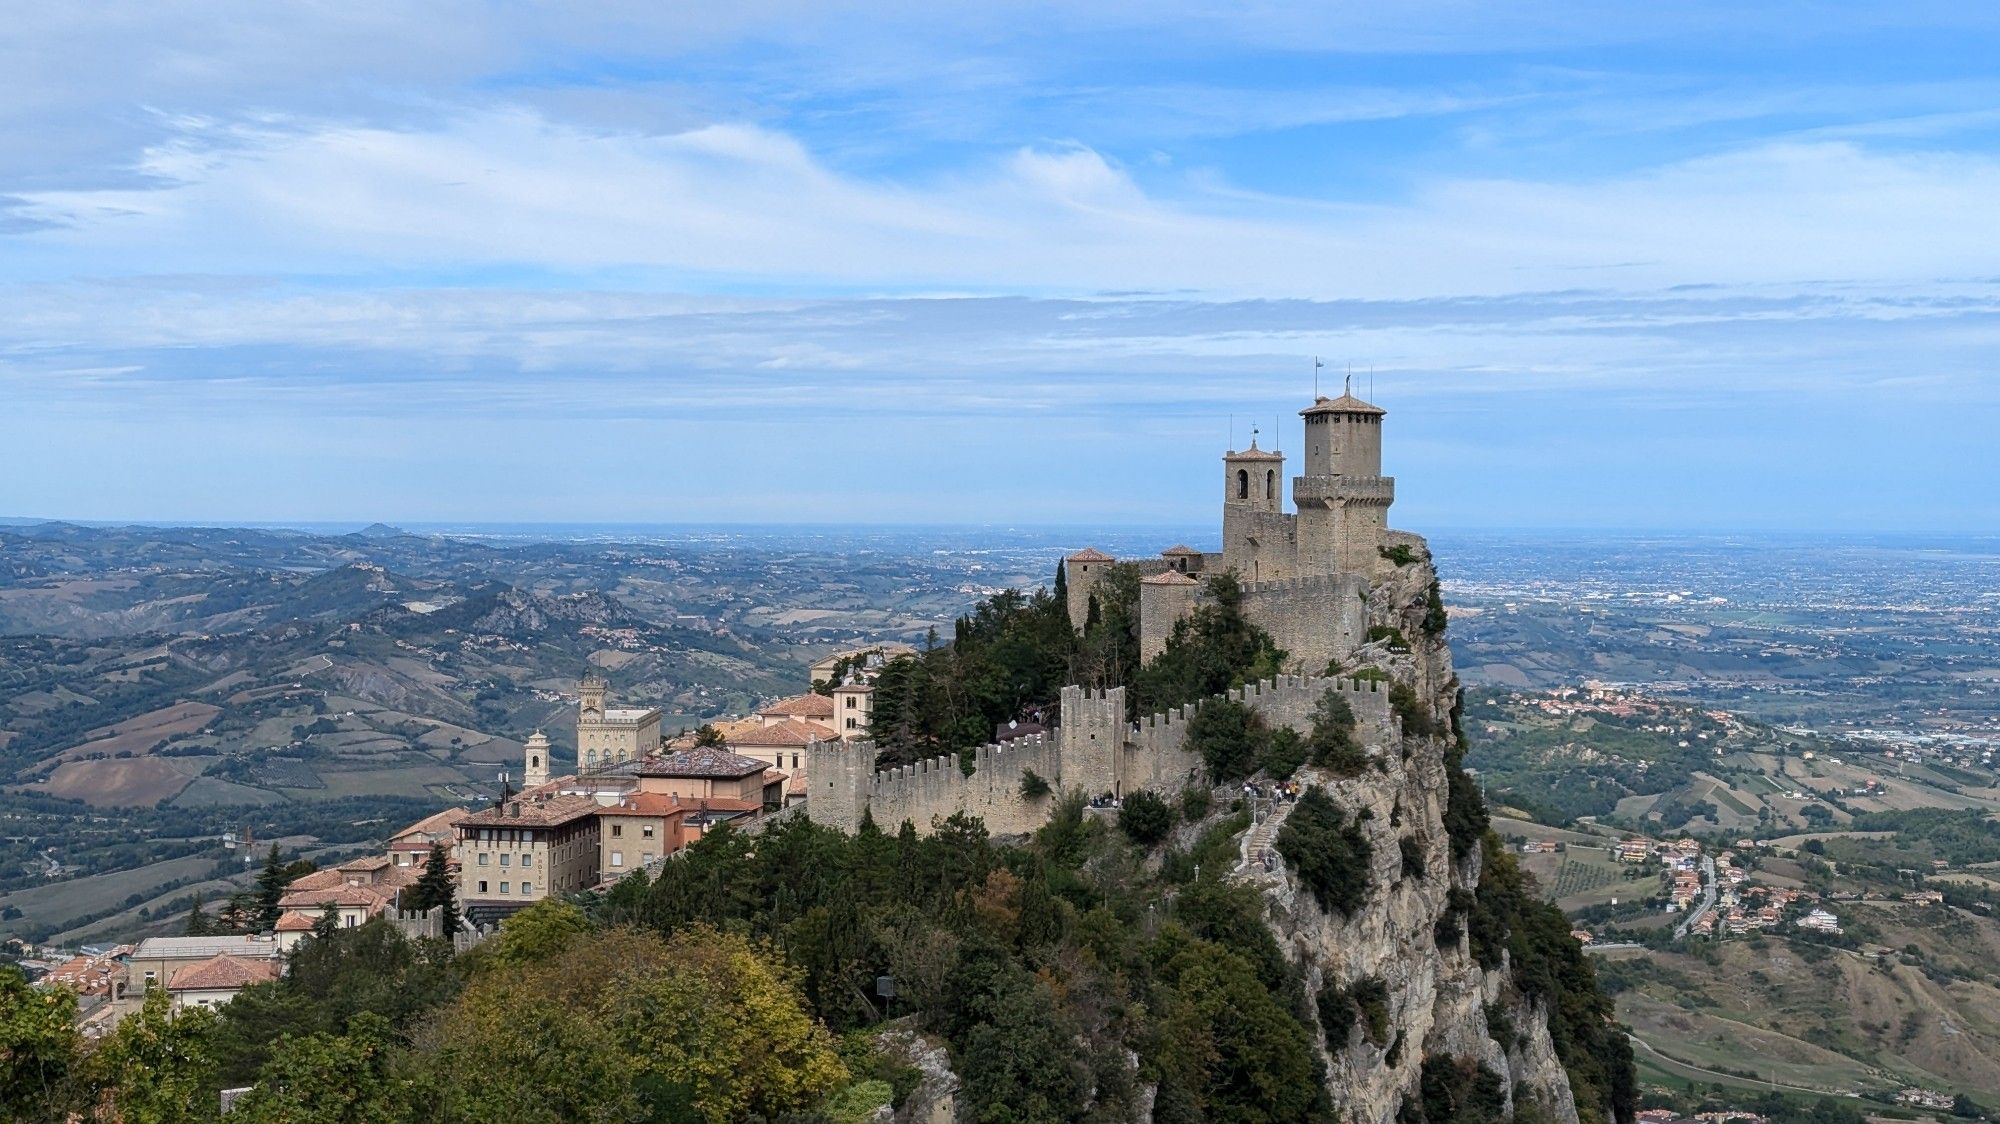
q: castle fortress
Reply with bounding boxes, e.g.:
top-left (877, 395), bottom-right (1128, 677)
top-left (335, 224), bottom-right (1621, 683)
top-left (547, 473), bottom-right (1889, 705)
top-left (805, 388), bottom-right (1422, 836)
top-left (1067, 386), bottom-right (1409, 672)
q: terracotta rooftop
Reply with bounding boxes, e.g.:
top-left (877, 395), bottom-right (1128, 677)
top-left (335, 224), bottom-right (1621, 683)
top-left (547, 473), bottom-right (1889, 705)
top-left (273, 910), bottom-right (317, 933)
top-left (1064, 547), bottom-right (1114, 562)
top-left (284, 868), bottom-right (352, 892)
top-left (168, 953), bottom-right (279, 992)
top-left (1300, 392), bottom-right (1385, 417)
top-left (1160, 544), bottom-right (1203, 556)
top-left (461, 793), bottom-right (603, 829)
top-left (277, 885), bottom-right (395, 911)
top-left (1141, 571), bottom-right (1201, 586)
top-left (759, 693), bottom-right (835, 719)
top-left (598, 792), bottom-right (692, 817)
top-left (390, 806), bottom-right (472, 843)
top-left (637, 745), bottom-right (771, 779)
top-left (728, 718), bottom-right (836, 748)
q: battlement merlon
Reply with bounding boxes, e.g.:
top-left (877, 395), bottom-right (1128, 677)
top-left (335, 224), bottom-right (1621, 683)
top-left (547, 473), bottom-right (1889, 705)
top-left (1292, 474), bottom-right (1395, 507)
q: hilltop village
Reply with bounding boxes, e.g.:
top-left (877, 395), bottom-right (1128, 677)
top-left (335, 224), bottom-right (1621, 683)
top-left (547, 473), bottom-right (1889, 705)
top-left (9, 389), bottom-right (1655, 1124)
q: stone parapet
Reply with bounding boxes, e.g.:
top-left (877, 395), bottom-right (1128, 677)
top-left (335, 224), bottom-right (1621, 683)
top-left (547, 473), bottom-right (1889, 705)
top-left (1292, 474), bottom-right (1396, 506)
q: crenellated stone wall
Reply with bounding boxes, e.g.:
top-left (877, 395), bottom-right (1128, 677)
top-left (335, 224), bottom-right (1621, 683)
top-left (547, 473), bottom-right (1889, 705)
top-left (805, 674), bottom-right (1396, 836)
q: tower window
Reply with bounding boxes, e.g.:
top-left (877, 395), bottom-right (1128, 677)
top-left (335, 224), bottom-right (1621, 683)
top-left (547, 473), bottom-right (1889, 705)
top-left (1266, 470), bottom-right (1275, 500)
top-left (1236, 469), bottom-right (1249, 498)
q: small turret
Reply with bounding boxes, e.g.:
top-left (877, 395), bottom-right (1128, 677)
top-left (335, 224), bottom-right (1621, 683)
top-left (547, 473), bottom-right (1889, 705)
top-left (523, 730), bottom-right (551, 789)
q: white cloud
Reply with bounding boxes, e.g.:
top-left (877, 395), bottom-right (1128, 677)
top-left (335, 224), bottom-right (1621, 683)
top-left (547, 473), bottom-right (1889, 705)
top-left (11, 109), bottom-right (2000, 304)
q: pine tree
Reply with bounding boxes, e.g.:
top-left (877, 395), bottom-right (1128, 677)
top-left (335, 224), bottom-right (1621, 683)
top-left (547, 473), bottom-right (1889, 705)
top-left (1052, 560), bottom-right (1068, 611)
top-left (409, 842), bottom-right (460, 936)
top-left (183, 891), bottom-right (212, 936)
top-left (256, 842), bottom-right (288, 929)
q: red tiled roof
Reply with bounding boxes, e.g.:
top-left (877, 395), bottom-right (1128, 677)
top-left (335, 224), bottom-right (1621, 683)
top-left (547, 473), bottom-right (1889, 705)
top-left (284, 868), bottom-right (351, 892)
top-left (1300, 392), bottom-right (1385, 416)
top-left (273, 910), bottom-right (317, 933)
top-left (278, 885), bottom-right (395, 911)
top-left (759, 693), bottom-right (835, 719)
top-left (168, 953), bottom-right (279, 992)
top-left (597, 792), bottom-right (692, 817)
top-left (1141, 571), bottom-right (1200, 586)
top-left (1064, 547), bottom-right (1114, 562)
top-left (390, 806), bottom-right (472, 843)
top-left (728, 719), bottom-right (835, 748)
top-left (461, 793), bottom-right (602, 829)
top-left (1160, 544), bottom-right (1203, 556)
top-left (639, 744), bottom-right (773, 778)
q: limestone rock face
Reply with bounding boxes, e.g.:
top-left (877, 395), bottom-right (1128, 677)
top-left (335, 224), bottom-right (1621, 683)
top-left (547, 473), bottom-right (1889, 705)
top-left (1253, 536), bottom-right (1582, 1124)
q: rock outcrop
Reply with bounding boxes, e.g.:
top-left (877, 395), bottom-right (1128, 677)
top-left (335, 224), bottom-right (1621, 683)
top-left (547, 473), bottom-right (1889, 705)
top-left (1247, 534), bottom-right (1589, 1124)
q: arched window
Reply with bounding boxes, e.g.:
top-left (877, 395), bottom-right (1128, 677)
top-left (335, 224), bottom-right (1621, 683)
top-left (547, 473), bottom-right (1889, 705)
top-left (1236, 469), bottom-right (1249, 499)
top-left (1266, 470), bottom-right (1275, 500)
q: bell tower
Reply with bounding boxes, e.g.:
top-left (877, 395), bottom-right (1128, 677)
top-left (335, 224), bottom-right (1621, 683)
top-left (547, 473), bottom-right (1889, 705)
top-left (523, 730), bottom-right (551, 789)
top-left (1221, 432), bottom-right (1286, 582)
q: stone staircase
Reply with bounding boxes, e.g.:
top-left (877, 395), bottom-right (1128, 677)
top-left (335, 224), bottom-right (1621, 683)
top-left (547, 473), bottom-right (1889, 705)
top-left (1238, 796), bottom-right (1296, 878)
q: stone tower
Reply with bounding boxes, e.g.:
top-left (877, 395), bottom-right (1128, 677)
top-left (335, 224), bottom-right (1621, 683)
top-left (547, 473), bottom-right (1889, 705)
top-left (1221, 436), bottom-right (1288, 583)
top-left (1138, 571), bottom-right (1201, 661)
top-left (523, 730), bottom-right (551, 789)
top-left (579, 671), bottom-right (607, 724)
top-left (1059, 684), bottom-right (1127, 798)
top-left (1063, 547), bottom-right (1115, 632)
top-left (1294, 386), bottom-right (1395, 574)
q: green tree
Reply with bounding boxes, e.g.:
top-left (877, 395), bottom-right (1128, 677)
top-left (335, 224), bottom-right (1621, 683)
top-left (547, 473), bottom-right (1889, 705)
top-left (1262, 727), bottom-right (1307, 779)
top-left (256, 843), bottom-right (289, 930)
top-left (211, 917), bottom-right (462, 1086)
top-left (183, 891), bottom-right (213, 937)
top-left (404, 843), bottom-right (459, 936)
top-left (1276, 788), bottom-right (1373, 916)
top-left (1154, 935), bottom-right (1330, 1123)
top-left (1186, 699), bottom-right (1266, 785)
top-left (1118, 791), bottom-right (1175, 846)
top-left (420, 927), bottom-right (846, 1124)
top-left (0, 966), bottom-right (82, 1122)
top-left (85, 987), bottom-right (219, 1124)
top-left (692, 724), bottom-right (727, 748)
top-left (1133, 571), bottom-right (1286, 714)
top-left (483, 898), bottom-right (591, 968)
top-left (230, 1013), bottom-right (418, 1123)
top-left (1306, 689), bottom-right (1365, 773)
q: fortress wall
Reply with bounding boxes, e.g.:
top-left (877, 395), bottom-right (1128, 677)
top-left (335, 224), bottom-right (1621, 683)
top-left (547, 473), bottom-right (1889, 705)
top-left (806, 674), bottom-right (1395, 837)
top-left (1221, 508), bottom-right (1299, 583)
top-left (1120, 673), bottom-right (1395, 794)
top-left (1238, 572), bottom-right (1370, 676)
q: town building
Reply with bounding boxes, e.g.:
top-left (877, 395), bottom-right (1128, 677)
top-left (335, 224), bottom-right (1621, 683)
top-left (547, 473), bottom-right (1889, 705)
top-left (576, 671), bottom-right (663, 769)
top-left (127, 934), bottom-right (282, 993)
top-left (454, 793), bottom-right (604, 927)
top-left (166, 953), bottom-right (279, 1011)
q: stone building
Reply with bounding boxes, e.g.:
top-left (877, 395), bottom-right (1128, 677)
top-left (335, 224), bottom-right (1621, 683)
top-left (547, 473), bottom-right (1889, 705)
top-left (575, 672), bottom-right (662, 769)
top-left (1064, 385), bottom-right (1399, 674)
top-left (455, 793), bottom-right (604, 925)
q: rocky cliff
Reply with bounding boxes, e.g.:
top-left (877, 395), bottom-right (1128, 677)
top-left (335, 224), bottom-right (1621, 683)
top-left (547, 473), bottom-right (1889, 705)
top-left (1249, 532), bottom-right (1628, 1124)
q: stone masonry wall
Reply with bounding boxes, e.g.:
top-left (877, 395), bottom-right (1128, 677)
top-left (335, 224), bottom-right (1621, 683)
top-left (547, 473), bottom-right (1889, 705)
top-left (805, 675), bottom-right (1396, 836)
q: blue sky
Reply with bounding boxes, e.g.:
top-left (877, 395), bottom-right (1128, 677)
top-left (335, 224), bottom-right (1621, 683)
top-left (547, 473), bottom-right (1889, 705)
top-left (3, 2), bottom-right (1998, 531)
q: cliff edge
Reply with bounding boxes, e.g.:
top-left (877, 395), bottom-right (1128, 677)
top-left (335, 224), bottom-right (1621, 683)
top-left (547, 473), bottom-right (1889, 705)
top-left (1247, 533), bottom-right (1633, 1124)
